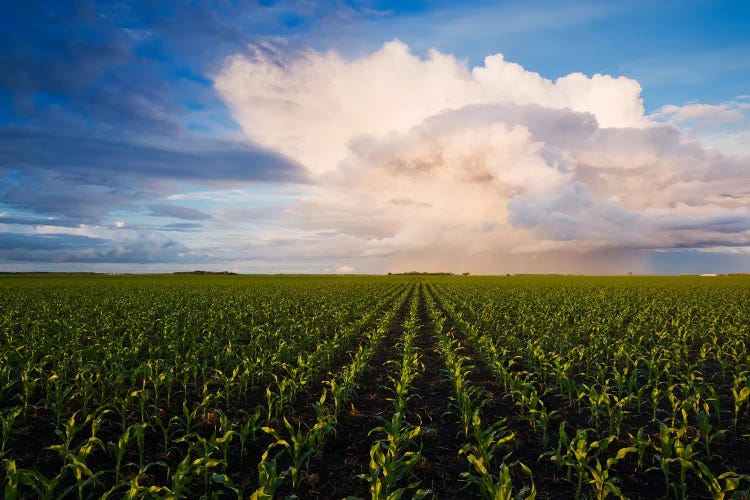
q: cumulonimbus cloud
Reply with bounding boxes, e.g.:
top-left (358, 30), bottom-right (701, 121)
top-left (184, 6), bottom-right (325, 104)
top-left (214, 40), bottom-right (750, 272)
top-left (215, 40), bottom-right (647, 176)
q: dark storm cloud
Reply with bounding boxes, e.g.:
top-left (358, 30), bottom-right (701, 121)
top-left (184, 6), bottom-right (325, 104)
top-left (0, 167), bottom-right (143, 223)
top-left (0, 215), bottom-right (85, 228)
top-left (0, 129), bottom-right (304, 183)
top-left (662, 215), bottom-right (750, 234)
top-left (0, 0), bottom-right (310, 226)
top-left (0, 232), bottom-right (190, 263)
top-left (0, 3), bottom-right (130, 110)
top-left (1, 1), bottom-right (208, 127)
top-left (0, 2), bottom-right (195, 143)
top-left (0, 233), bottom-right (105, 252)
top-left (0, 129), bottom-right (304, 222)
top-left (0, 0), bottom-right (340, 126)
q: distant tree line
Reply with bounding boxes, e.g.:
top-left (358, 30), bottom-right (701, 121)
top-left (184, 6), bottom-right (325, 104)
top-left (387, 271), bottom-right (470, 276)
top-left (172, 270), bottom-right (238, 275)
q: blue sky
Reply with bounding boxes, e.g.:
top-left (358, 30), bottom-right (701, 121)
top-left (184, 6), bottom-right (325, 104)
top-left (1, 0), bottom-right (749, 274)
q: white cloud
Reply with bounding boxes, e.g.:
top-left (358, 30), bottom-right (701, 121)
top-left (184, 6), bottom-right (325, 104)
top-left (650, 101), bottom-right (748, 126)
top-left (649, 98), bottom-right (750, 156)
top-left (336, 265), bottom-right (355, 273)
top-left (215, 40), bottom-right (646, 177)
top-left (214, 41), bottom-right (750, 273)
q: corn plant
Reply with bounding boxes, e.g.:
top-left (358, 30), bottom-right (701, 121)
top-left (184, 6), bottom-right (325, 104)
top-left (459, 414), bottom-right (520, 498)
top-left (251, 457), bottom-right (287, 499)
top-left (262, 418), bottom-right (316, 490)
top-left (106, 426), bottom-right (131, 482)
top-left (627, 427), bottom-right (649, 469)
top-left (100, 461), bottom-right (168, 500)
top-left (543, 425), bottom-right (615, 498)
top-left (732, 372), bottom-right (750, 429)
top-left (3, 460), bottom-right (42, 500)
top-left (695, 411), bottom-right (726, 459)
top-left (651, 423), bottom-right (700, 499)
top-left (694, 461), bottom-right (750, 500)
top-left (239, 409), bottom-right (263, 466)
top-left (0, 407), bottom-right (21, 459)
top-left (359, 439), bottom-right (429, 500)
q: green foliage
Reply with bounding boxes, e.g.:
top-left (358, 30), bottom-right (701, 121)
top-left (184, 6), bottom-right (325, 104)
top-left (0, 274), bottom-right (749, 497)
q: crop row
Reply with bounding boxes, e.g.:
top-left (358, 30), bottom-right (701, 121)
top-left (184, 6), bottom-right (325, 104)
top-left (428, 277), bottom-right (750, 499)
top-left (0, 276), bottom-right (412, 497)
top-left (1, 274), bottom-right (749, 499)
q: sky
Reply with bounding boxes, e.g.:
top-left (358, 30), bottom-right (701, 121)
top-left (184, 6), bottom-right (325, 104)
top-left (1, 0), bottom-right (749, 275)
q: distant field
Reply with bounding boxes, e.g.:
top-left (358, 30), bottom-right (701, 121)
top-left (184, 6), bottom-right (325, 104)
top-left (1, 274), bottom-right (749, 498)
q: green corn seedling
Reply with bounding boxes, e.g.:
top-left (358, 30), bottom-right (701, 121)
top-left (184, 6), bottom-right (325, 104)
top-left (694, 461), bottom-right (750, 500)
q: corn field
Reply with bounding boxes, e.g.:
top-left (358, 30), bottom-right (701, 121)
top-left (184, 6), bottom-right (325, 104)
top-left (1, 274), bottom-right (749, 499)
